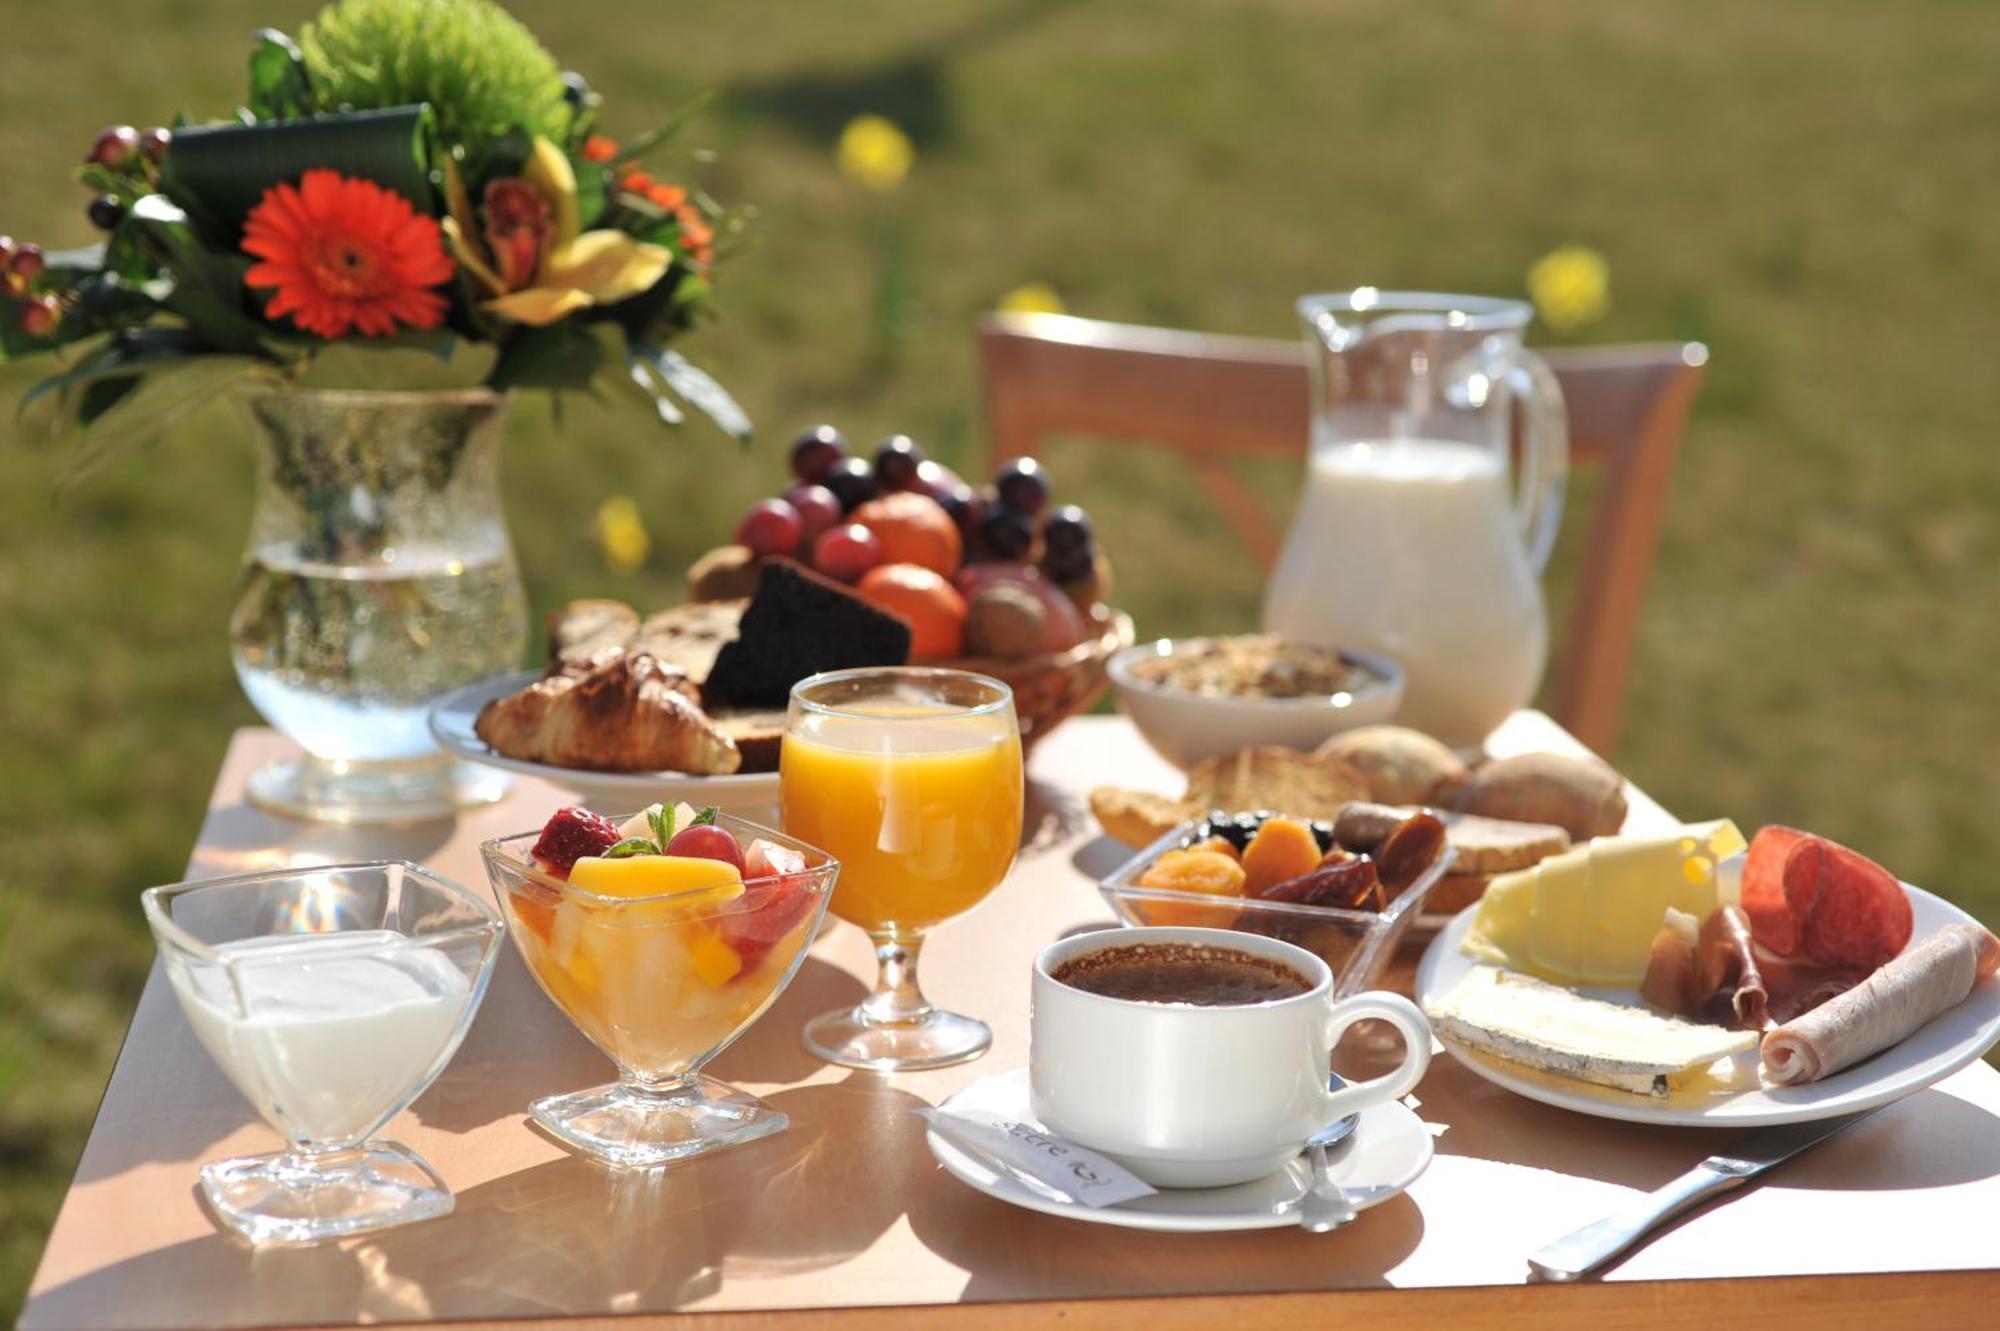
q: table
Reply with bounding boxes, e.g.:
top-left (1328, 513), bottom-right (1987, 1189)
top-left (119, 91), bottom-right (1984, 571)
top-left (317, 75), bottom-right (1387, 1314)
top-left (21, 715), bottom-right (2000, 1330)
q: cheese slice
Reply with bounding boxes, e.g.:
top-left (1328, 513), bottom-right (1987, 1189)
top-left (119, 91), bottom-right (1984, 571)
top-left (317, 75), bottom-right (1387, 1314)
top-left (1426, 968), bottom-right (1758, 1097)
top-left (1463, 819), bottom-right (1746, 986)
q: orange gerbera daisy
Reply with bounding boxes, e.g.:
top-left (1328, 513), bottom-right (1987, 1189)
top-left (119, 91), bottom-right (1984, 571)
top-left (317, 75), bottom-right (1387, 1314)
top-left (242, 170), bottom-right (455, 339)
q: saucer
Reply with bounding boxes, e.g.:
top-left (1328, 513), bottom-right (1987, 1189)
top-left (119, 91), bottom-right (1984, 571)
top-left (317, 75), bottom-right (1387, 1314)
top-left (924, 1068), bottom-right (1432, 1232)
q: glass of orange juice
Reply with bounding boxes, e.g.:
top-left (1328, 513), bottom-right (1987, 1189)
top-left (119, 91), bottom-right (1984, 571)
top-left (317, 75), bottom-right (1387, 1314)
top-left (782, 667), bottom-right (1023, 1070)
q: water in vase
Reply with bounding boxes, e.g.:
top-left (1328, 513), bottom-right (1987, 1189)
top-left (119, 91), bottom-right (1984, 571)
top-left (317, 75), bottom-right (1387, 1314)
top-left (231, 541), bottom-right (527, 763)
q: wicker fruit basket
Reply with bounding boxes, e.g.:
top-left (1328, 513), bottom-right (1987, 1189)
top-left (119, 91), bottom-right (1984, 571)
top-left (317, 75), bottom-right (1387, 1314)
top-left (943, 610), bottom-right (1134, 752)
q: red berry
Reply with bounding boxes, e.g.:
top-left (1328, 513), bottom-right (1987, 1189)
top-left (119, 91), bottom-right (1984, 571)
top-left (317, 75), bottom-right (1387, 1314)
top-left (0, 236), bottom-right (14, 265)
top-left (813, 523), bottom-right (883, 582)
top-left (790, 425), bottom-right (848, 483)
top-left (88, 125), bottom-right (140, 170)
top-left (531, 806), bottom-right (622, 878)
top-left (18, 297), bottom-right (60, 338)
top-left (140, 127), bottom-right (171, 164)
top-left (9, 244), bottom-right (45, 281)
top-left (783, 483), bottom-right (843, 543)
top-left (735, 498), bottom-right (804, 558)
top-left (665, 823), bottom-right (747, 874)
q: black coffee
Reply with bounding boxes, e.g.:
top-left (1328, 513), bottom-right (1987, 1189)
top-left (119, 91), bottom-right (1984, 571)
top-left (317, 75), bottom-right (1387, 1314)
top-left (1051, 942), bottom-right (1311, 1006)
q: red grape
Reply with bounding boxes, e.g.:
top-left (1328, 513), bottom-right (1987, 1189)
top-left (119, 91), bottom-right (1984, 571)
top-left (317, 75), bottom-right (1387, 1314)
top-left (914, 458), bottom-right (964, 498)
top-left (783, 483), bottom-right (843, 543)
top-left (813, 523), bottom-right (884, 582)
top-left (790, 425), bottom-right (848, 483)
top-left (735, 498), bottom-right (803, 558)
top-left (665, 823), bottom-right (747, 874)
top-left (994, 457), bottom-right (1051, 515)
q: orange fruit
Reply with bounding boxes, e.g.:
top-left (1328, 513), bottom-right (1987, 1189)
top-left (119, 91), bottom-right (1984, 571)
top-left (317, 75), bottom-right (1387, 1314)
top-left (1241, 817), bottom-right (1323, 896)
top-left (852, 492), bottom-right (963, 576)
top-left (856, 563), bottom-right (969, 660)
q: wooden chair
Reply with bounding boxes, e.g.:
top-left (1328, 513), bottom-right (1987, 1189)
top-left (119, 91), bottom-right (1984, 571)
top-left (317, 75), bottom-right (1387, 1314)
top-left (977, 311), bottom-right (1708, 757)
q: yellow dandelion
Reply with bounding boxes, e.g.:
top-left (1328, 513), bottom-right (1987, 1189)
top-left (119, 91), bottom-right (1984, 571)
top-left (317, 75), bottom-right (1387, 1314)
top-left (596, 496), bottom-right (651, 573)
top-left (998, 282), bottom-right (1066, 316)
top-left (837, 115), bottom-right (914, 192)
top-left (1527, 245), bottom-right (1611, 332)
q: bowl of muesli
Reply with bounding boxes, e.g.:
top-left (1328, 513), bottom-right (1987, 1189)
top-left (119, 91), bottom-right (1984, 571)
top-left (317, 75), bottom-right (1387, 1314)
top-left (1107, 634), bottom-right (1404, 768)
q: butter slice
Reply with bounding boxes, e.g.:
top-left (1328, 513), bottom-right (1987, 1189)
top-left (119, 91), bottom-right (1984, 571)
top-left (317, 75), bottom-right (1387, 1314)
top-left (1463, 819), bottom-right (1746, 986)
top-left (1426, 968), bottom-right (1757, 1097)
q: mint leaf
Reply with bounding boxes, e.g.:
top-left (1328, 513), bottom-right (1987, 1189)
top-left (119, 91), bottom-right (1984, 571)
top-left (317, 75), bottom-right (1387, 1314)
top-left (647, 803), bottom-right (673, 851)
top-left (691, 805), bottom-right (719, 827)
top-left (603, 837), bottom-right (658, 859)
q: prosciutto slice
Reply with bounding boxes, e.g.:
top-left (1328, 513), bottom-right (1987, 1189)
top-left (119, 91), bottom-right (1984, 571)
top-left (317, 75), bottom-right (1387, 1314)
top-left (1761, 924), bottom-right (2000, 1085)
top-left (1697, 906), bottom-right (1769, 1029)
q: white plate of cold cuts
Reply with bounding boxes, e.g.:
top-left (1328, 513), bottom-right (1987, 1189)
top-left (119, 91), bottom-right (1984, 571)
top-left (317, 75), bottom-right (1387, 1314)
top-left (1417, 884), bottom-right (2000, 1127)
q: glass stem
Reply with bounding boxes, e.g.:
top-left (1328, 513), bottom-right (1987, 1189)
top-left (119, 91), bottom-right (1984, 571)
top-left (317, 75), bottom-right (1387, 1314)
top-left (860, 936), bottom-right (933, 1027)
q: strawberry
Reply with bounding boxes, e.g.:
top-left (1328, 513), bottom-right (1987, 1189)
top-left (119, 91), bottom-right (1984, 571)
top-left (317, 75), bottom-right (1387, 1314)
top-left (531, 806), bottom-right (621, 878)
top-left (721, 841), bottom-right (821, 973)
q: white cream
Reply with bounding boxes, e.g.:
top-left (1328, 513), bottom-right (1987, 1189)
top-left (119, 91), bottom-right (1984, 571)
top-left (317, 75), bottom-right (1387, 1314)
top-left (171, 931), bottom-right (471, 1146)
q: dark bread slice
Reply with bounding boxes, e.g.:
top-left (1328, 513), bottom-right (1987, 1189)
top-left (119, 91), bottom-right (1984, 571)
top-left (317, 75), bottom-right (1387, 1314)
top-left (701, 559), bottom-right (913, 709)
top-left (711, 709), bottom-right (786, 773)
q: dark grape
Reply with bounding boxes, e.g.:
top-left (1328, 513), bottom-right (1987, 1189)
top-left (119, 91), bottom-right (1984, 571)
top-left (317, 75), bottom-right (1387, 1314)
top-left (1042, 549), bottom-right (1093, 585)
top-left (789, 424), bottom-right (848, 483)
top-left (937, 484), bottom-right (984, 538)
top-left (823, 456), bottom-right (878, 513)
top-left (86, 194), bottom-right (125, 230)
top-left (1041, 504), bottom-right (1093, 558)
top-left (914, 457), bottom-right (963, 498)
top-left (981, 505), bottom-right (1035, 560)
top-left (872, 435), bottom-right (924, 490)
top-left (994, 457), bottom-right (1051, 515)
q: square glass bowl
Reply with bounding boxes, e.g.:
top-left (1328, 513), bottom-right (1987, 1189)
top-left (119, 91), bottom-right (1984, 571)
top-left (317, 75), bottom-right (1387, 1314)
top-left (481, 812), bottom-right (838, 1168)
top-left (1098, 812), bottom-right (1454, 999)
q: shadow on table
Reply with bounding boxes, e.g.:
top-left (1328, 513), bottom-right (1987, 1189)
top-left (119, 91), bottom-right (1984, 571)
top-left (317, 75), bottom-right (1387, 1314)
top-left (902, 1155), bottom-right (1424, 1300)
top-left (28, 1076), bottom-right (929, 1330)
top-left (1024, 776), bottom-right (1092, 858)
top-left (184, 802), bottom-right (458, 878)
top-left (1430, 1063), bottom-right (2000, 1193)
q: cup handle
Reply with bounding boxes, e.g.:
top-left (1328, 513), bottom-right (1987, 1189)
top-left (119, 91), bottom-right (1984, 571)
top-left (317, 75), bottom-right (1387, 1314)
top-left (1320, 991), bottom-right (1432, 1119)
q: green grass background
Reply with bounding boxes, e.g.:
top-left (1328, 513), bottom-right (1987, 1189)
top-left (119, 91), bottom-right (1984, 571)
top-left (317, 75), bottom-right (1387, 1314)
top-left (3, 0), bottom-right (1997, 1311)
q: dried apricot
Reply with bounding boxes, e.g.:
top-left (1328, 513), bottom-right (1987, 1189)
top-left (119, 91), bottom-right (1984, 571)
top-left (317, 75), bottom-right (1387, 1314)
top-left (1190, 835), bottom-right (1242, 862)
top-left (1136, 849), bottom-right (1246, 928)
top-left (1241, 817), bottom-right (1323, 896)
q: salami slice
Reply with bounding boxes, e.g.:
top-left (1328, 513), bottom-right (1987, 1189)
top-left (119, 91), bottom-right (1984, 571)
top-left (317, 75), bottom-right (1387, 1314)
top-left (1800, 840), bottom-right (1913, 969)
top-left (1742, 825), bottom-right (1811, 954)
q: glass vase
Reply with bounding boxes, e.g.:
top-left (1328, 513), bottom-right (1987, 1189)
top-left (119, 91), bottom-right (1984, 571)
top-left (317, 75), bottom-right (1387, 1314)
top-left (228, 387), bottom-right (529, 824)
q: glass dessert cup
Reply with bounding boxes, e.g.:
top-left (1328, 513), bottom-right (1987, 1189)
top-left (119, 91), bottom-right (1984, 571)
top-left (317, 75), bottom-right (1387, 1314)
top-left (781, 668), bottom-right (1024, 1072)
top-left (142, 862), bottom-right (503, 1246)
top-left (482, 814), bottom-right (838, 1169)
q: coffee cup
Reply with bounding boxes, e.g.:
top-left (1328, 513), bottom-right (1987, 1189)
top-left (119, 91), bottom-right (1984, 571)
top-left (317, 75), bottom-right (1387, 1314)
top-left (1030, 926), bottom-right (1430, 1188)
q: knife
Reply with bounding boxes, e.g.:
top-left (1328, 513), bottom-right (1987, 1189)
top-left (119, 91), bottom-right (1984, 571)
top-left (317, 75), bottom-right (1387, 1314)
top-left (1526, 1106), bottom-right (1882, 1282)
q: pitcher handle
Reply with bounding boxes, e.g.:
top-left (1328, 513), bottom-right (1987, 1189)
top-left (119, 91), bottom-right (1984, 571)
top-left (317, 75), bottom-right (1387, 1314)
top-left (1511, 347), bottom-right (1569, 574)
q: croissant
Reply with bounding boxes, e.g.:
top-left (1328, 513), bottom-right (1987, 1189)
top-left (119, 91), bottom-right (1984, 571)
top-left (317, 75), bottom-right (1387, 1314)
top-left (475, 650), bottom-right (741, 775)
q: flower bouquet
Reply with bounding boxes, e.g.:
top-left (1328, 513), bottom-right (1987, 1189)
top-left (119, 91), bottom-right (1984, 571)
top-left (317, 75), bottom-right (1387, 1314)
top-left (0, 0), bottom-right (754, 824)
top-left (0, 0), bottom-right (749, 463)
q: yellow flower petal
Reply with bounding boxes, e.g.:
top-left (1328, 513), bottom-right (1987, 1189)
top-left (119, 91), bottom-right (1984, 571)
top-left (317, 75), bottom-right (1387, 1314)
top-left (482, 286), bottom-right (595, 326)
top-left (1527, 245), bottom-right (1611, 332)
top-left (441, 217), bottom-right (508, 298)
top-left (837, 115), bottom-right (913, 192)
top-left (524, 136), bottom-right (582, 252)
top-left (541, 231), bottom-right (673, 305)
top-left (597, 497), bottom-right (651, 573)
top-left (999, 282), bottom-right (1066, 316)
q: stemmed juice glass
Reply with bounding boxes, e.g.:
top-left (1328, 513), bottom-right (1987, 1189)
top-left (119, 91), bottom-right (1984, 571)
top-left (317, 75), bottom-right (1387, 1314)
top-left (782, 667), bottom-right (1024, 1070)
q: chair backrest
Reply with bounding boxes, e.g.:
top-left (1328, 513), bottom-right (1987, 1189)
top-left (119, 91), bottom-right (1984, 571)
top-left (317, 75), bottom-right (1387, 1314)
top-left (977, 311), bottom-right (1708, 757)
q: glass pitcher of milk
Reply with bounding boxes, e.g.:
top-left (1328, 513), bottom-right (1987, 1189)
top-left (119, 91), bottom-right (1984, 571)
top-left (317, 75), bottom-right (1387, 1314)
top-left (1263, 290), bottom-right (1567, 746)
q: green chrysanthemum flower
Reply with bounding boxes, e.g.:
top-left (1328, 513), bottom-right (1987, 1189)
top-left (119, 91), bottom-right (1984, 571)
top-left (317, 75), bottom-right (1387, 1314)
top-left (300, 0), bottom-right (573, 157)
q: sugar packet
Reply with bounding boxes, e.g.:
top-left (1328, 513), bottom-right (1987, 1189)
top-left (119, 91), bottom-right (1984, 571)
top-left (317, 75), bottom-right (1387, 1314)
top-left (918, 1108), bottom-right (1157, 1207)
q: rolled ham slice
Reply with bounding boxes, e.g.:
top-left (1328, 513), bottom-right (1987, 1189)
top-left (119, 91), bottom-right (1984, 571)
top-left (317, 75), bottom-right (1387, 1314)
top-left (1761, 924), bottom-right (2000, 1085)
top-left (1698, 906), bottom-right (1768, 1029)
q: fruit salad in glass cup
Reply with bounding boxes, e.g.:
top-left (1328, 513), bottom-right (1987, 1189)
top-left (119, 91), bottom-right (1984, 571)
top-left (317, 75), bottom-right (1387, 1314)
top-left (482, 804), bottom-right (838, 1168)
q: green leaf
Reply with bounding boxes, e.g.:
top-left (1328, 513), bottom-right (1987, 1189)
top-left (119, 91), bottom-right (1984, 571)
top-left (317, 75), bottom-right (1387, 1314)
top-left (630, 340), bottom-right (752, 441)
top-left (55, 355), bottom-right (264, 491)
top-left (690, 805), bottom-right (719, 827)
top-left (572, 154), bottom-right (609, 231)
top-left (293, 335), bottom-right (500, 390)
top-left (489, 322), bottom-right (618, 390)
top-left (623, 353), bottom-right (684, 426)
top-left (246, 29), bottom-right (317, 121)
top-left (159, 106), bottom-right (434, 246)
top-left (647, 803), bottom-right (674, 851)
top-left (612, 92), bottom-right (715, 165)
top-left (111, 195), bottom-right (272, 356)
top-left (602, 837), bottom-right (658, 860)
top-left (18, 327), bottom-right (211, 418)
